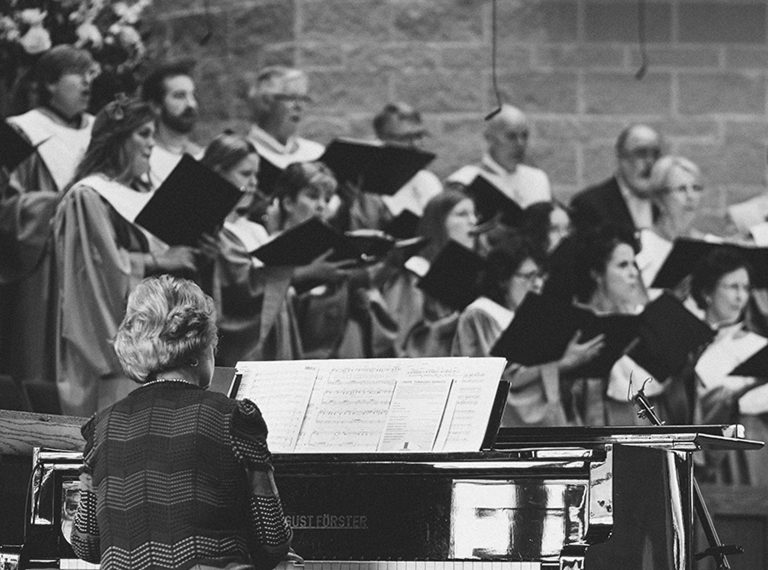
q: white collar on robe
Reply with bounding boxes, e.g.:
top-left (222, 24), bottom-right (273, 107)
top-left (9, 108), bottom-right (94, 191)
top-left (79, 174), bottom-right (168, 252)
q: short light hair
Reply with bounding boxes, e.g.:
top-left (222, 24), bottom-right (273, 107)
top-left (246, 66), bottom-right (308, 122)
top-left (114, 275), bottom-right (218, 383)
top-left (648, 155), bottom-right (701, 194)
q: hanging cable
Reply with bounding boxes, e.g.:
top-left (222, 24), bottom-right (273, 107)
top-left (199, 0), bottom-right (213, 46)
top-left (485, 0), bottom-right (503, 120)
top-left (635, 0), bottom-right (648, 80)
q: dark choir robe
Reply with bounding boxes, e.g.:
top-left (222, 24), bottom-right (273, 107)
top-left (294, 278), bottom-right (398, 360)
top-left (212, 219), bottom-right (303, 366)
top-left (0, 109), bottom-right (93, 385)
top-left (53, 176), bottom-right (156, 416)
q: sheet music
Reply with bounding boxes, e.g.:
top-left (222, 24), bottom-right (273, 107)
top-left (234, 358), bottom-right (506, 453)
top-left (235, 361), bottom-right (320, 452)
top-left (378, 374), bottom-right (453, 451)
top-left (435, 358), bottom-right (507, 452)
top-left (295, 360), bottom-right (401, 452)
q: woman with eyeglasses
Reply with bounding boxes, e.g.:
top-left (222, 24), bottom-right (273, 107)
top-left (636, 155), bottom-right (708, 289)
top-left (451, 236), bottom-right (543, 357)
top-left (54, 98), bottom-right (206, 416)
top-left (199, 133), bottom-right (303, 365)
top-left (1, 45), bottom-right (98, 394)
top-left (689, 247), bottom-right (768, 484)
top-left (501, 224), bottom-right (654, 427)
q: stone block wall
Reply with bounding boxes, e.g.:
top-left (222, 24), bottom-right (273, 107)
top-left (147, 0), bottom-right (768, 218)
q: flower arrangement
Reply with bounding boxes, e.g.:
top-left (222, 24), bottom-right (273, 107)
top-left (0, 0), bottom-right (153, 77)
top-left (0, 1), bottom-right (154, 114)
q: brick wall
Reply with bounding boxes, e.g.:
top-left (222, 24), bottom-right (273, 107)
top-left (148, 0), bottom-right (768, 220)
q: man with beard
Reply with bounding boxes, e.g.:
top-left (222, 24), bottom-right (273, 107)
top-left (141, 60), bottom-right (202, 186)
top-left (0, 45), bottom-right (97, 386)
top-left (571, 124), bottom-right (663, 234)
top-left (447, 104), bottom-right (552, 208)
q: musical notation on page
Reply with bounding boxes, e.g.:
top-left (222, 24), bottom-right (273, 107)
top-left (235, 357), bottom-right (506, 453)
top-left (234, 360), bottom-right (319, 452)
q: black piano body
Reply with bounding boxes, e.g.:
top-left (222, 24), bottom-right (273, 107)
top-left (11, 424), bottom-right (762, 570)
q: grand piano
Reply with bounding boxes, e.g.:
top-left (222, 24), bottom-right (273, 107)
top-left (3, 409), bottom-right (760, 570)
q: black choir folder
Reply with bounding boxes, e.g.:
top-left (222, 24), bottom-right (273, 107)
top-left (255, 156), bottom-right (283, 198)
top-left (730, 341), bottom-right (768, 377)
top-left (383, 209), bottom-right (421, 239)
top-left (230, 357), bottom-right (508, 453)
top-left (491, 292), bottom-right (714, 379)
top-left (135, 155), bottom-right (243, 246)
top-left (320, 138), bottom-right (436, 195)
top-left (251, 217), bottom-right (347, 266)
top-left (466, 174), bottom-right (524, 226)
top-left (251, 217), bottom-right (428, 266)
top-left (417, 240), bottom-right (487, 311)
top-left (0, 120), bottom-right (36, 171)
top-left (652, 237), bottom-right (768, 289)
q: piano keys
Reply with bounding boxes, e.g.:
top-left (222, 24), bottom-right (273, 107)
top-left (53, 553), bottom-right (571, 568)
top-left (274, 562), bottom-right (543, 570)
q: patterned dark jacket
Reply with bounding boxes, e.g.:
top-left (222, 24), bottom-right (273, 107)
top-left (71, 381), bottom-right (292, 570)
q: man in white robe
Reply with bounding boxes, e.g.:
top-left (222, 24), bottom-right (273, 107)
top-left (447, 104), bottom-right (552, 208)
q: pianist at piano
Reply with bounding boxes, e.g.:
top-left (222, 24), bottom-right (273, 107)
top-left (0, 278), bottom-right (764, 569)
top-left (3, 359), bottom-right (764, 569)
top-left (67, 275), bottom-right (292, 569)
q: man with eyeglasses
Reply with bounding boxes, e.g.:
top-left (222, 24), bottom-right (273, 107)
top-left (373, 102), bottom-right (442, 223)
top-left (245, 66), bottom-right (324, 197)
top-left (446, 104), bottom-right (552, 208)
top-left (571, 123), bottom-right (663, 234)
top-left (141, 60), bottom-right (202, 187)
top-left (0, 44), bottom-right (97, 387)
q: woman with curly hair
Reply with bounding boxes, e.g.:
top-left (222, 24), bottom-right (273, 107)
top-left (70, 275), bottom-right (292, 570)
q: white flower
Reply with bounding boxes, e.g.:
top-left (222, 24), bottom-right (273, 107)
top-left (112, 2), bottom-right (129, 18)
top-left (18, 9), bottom-right (46, 26)
top-left (18, 10), bottom-right (51, 55)
top-left (116, 24), bottom-right (141, 48)
top-left (0, 16), bottom-right (20, 42)
top-left (75, 21), bottom-right (103, 49)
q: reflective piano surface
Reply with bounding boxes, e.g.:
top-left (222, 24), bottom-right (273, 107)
top-left (14, 425), bottom-right (762, 570)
